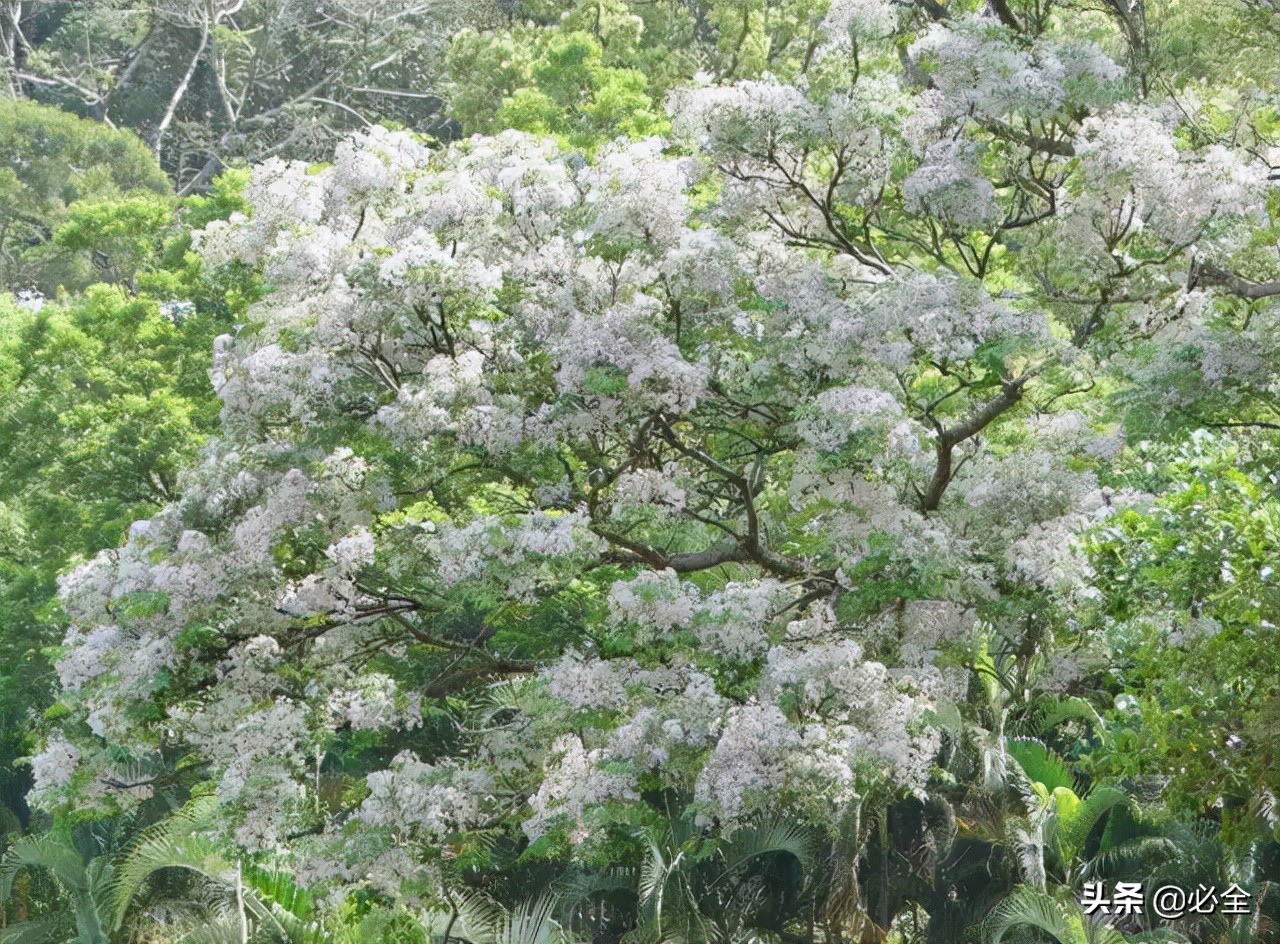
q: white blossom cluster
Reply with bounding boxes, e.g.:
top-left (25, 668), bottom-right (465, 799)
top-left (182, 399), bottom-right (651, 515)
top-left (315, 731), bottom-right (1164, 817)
top-left (605, 668), bottom-right (729, 763)
top-left (819, 0), bottom-right (899, 47)
top-left (551, 296), bottom-right (711, 418)
top-left (360, 751), bottom-right (491, 841)
top-left (798, 385), bottom-right (904, 451)
top-left (420, 509), bottom-right (602, 601)
top-left (1074, 104), bottom-right (1268, 245)
top-left (903, 139), bottom-right (999, 229)
top-left (327, 673), bottom-right (423, 731)
top-left (889, 600), bottom-right (975, 677)
top-left (607, 568), bottom-right (700, 636)
top-left (1006, 486), bottom-right (1152, 593)
top-left (763, 641), bottom-right (939, 793)
top-left (26, 738), bottom-right (80, 804)
top-left (909, 17), bottom-right (1122, 123)
top-left (612, 463), bottom-right (688, 517)
top-left (534, 628), bottom-right (939, 829)
top-left (692, 580), bottom-right (786, 661)
top-left (524, 735), bottom-right (638, 842)
top-left (545, 652), bottom-right (634, 712)
top-left (667, 79), bottom-right (819, 158)
top-left (861, 272), bottom-right (1048, 367)
top-left (694, 704), bottom-right (799, 822)
top-left (193, 158), bottom-right (324, 268)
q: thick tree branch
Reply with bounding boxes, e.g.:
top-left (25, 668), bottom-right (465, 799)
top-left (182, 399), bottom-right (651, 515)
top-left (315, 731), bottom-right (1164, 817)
top-left (921, 375), bottom-right (1031, 511)
top-left (987, 0), bottom-right (1023, 32)
top-left (655, 419), bottom-right (807, 578)
top-left (594, 527), bottom-right (751, 573)
top-left (913, 0), bottom-right (951, 21)
top-left (978, 118), bottom-right (1077, 157)
top-left (1192, 259), bottom-right (1280, 300)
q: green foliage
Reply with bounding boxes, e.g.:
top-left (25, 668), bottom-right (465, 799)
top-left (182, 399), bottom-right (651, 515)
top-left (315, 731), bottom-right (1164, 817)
top-left (0, 283), bottom-right (219, 554)
top-left (53, 196), bottom-right (174, 287)
top-left (0, 100), bottom-right (170, 294)
top-left (0, 159), bottom-right (242, 884)
top-left (450, 28), bottom-right (667, 146)
top-left (1084, 434), bottom-right (1280, 819)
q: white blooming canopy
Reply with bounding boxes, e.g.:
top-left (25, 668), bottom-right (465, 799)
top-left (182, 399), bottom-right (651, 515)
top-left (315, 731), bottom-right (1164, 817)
top-left (40, 3), bottom-right (1279, 909)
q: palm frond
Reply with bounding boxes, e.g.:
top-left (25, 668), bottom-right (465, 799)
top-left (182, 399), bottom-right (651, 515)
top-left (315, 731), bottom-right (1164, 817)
top-left (721, 817), bottom-right (815, 874)
top-left (1124, 929), bottom-right (1189, 943)
top-left (638, 837), bottom-right (670, 909)
top-left (1055, 786), bottom-right (1130, 864)
top-left (0, 832), bottom-right (87, 898)
top-left (450, 891), bottom-right (566, 944)
top-left (1008, 738), bottom-right (1075, 794)
top-left (171, 912), bottom-right (256, 944)
top-left (498, 893), bottom-right (564, 944)
top-left (1029, 696), bottom-right (1104, 736)
top-left (988, 885), bottom-right (1087, 944)
top-left (476, 677), bottom-right (542, 721)
top-left (0, 916), bottom-right (65, 944)
top-left (109, 795), bottom-right (231, 928)
top-left (454, 889), bottom-right (507, 944)
top-left (242, 864), bottom-right (314, 921)
top-left (1082, 835), bottom-right (1179, 881)
top-left (555, 865), bottom-right (637, 907)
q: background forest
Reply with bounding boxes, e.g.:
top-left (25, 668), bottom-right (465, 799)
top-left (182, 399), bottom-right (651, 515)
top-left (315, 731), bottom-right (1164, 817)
top-left (2, 1), bottom-right (1280, 942)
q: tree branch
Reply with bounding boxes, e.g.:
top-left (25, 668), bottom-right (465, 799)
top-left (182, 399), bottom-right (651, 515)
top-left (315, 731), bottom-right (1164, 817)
top-left (1192, 259), bottom-right (1280, 300)
top-left (655, 419), bottom-right (807, 577)
top-left (921, 375), bottom-right (1031, 511)
top-left (594, 527), bottom-right (751, 573)
top-left (154, 20), bottom-right (211, 157)
top-left (977, 118), bottom-right (1076, 157)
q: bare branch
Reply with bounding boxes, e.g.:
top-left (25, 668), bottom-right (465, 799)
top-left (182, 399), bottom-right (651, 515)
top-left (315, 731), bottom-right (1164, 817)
top-left (155, 20), bottom-right (211, 157)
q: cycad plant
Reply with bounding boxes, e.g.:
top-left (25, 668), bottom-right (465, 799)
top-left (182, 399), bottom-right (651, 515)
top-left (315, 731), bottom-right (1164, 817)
top-left (0, 829), bottom-right (115, 944)
top-left (0, 797), bottom-right (321, 944)
top-left (988, 885), bottom-right (1188, 944)
top-left (622, 813), bottom-right (817, 944)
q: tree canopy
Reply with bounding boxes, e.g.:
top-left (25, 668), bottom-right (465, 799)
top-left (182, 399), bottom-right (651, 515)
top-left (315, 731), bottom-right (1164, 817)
top-left (3, 0), bottom-right (1280, 942)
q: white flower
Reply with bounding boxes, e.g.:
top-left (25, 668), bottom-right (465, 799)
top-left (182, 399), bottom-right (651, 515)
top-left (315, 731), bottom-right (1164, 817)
top-left (608, 569), bottom-right (700, 635)
top-left (28, 739), bottom-right (80, 802)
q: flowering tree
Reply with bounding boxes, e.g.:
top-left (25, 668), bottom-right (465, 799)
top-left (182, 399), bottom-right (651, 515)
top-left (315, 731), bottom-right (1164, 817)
top-left (29, 0), bottom-right (1280, 939)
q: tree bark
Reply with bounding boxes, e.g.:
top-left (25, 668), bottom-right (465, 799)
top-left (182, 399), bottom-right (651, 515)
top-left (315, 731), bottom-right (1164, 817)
top-left (154, 20), bottom-right (210, 158)
top-left (921, 375), bottom-right (1031, 511)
